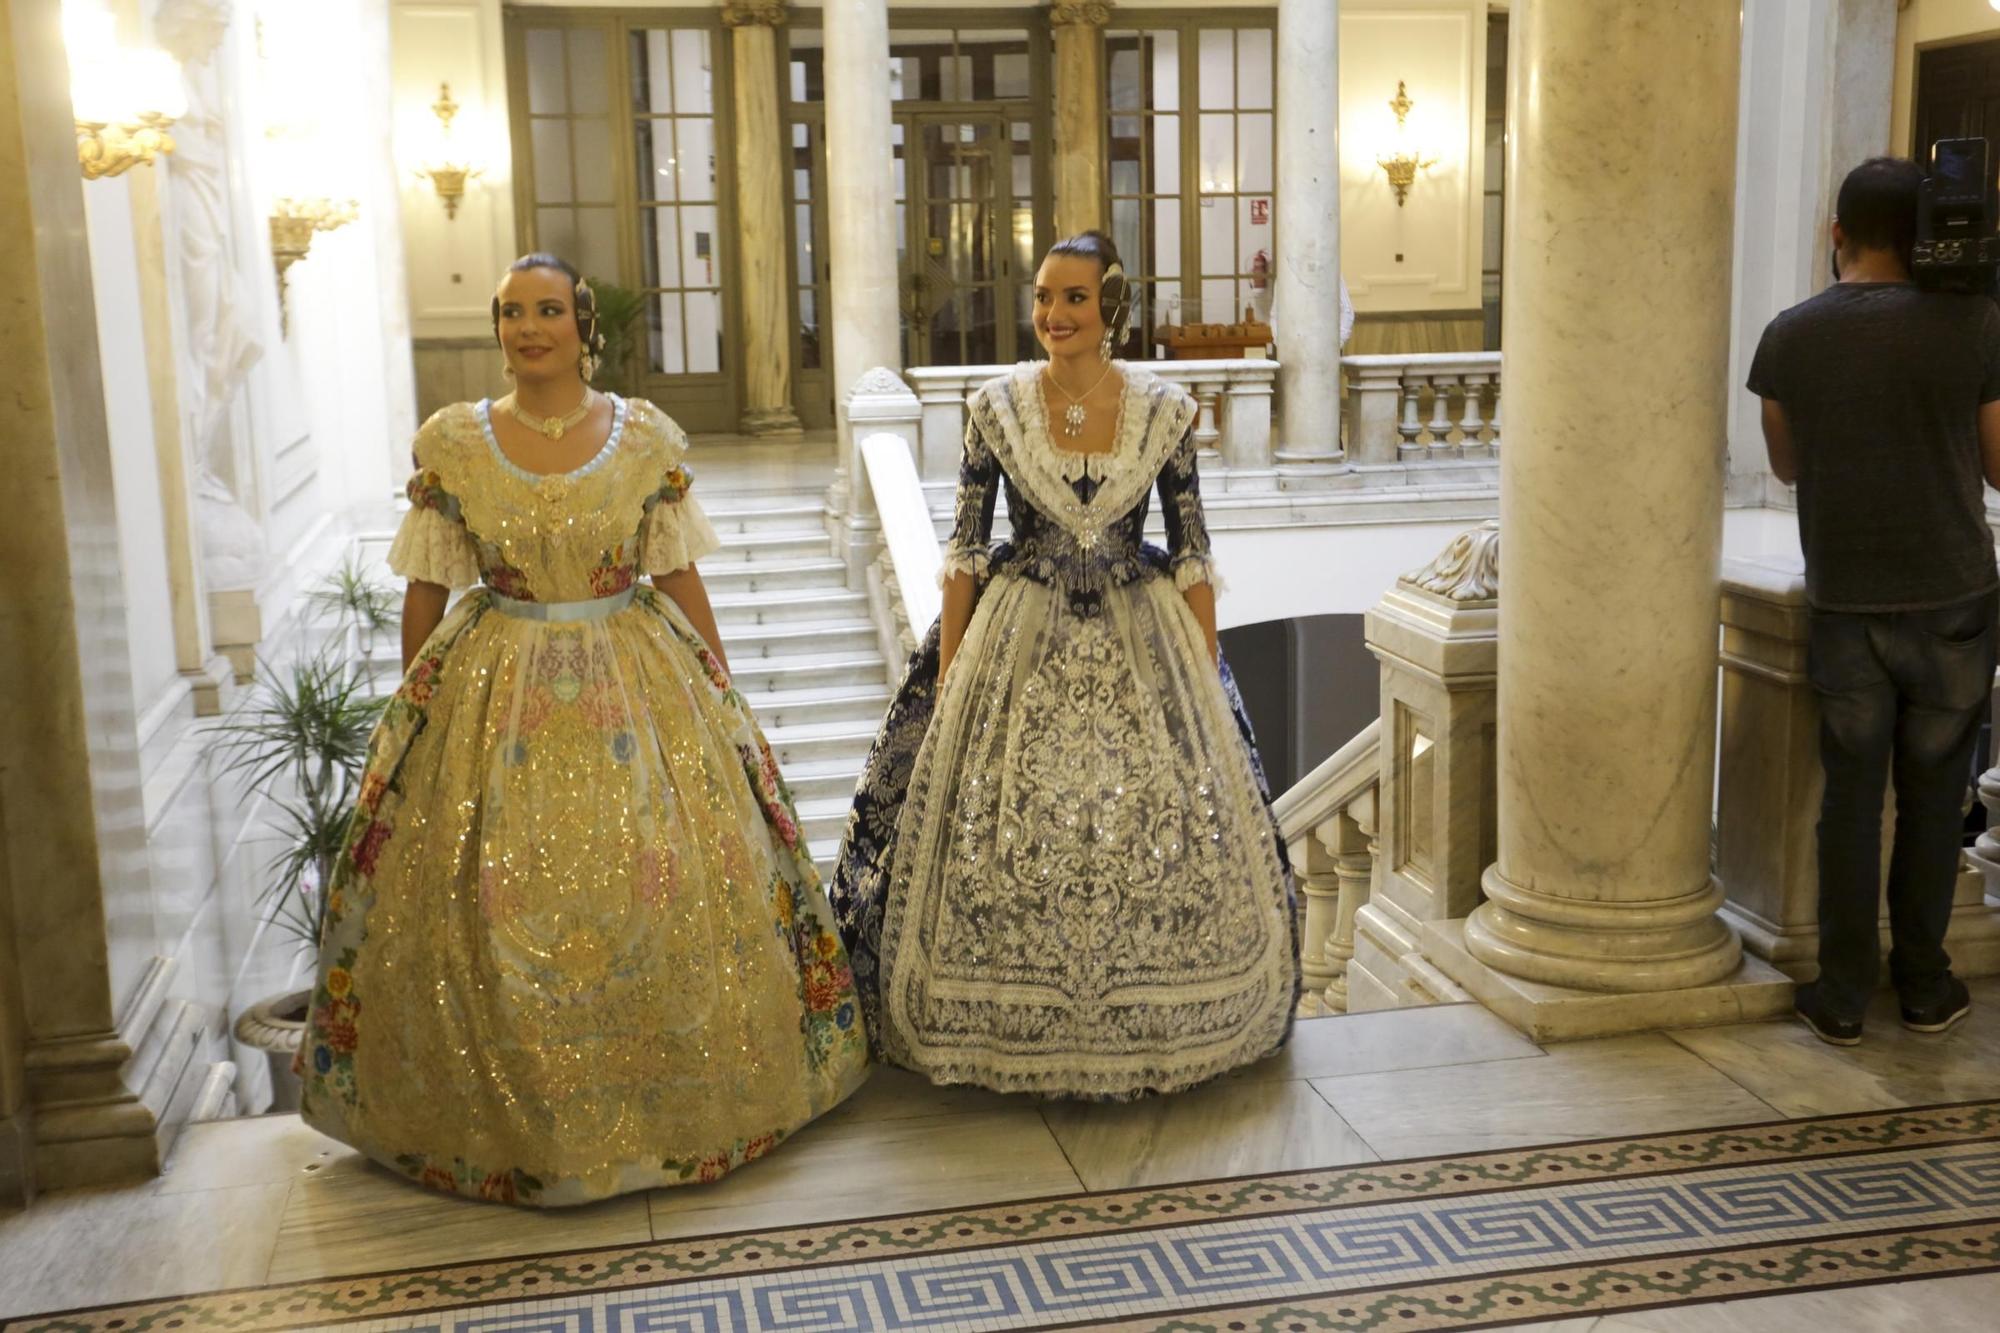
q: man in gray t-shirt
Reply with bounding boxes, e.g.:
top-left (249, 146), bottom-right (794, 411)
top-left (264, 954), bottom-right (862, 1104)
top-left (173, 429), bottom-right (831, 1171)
top-left (1749, 156), bottom-right (2000, 1047)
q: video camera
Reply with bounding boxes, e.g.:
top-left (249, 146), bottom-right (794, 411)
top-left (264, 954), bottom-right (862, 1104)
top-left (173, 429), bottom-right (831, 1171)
top-left (1914, 138), bottom-right (1999, 299)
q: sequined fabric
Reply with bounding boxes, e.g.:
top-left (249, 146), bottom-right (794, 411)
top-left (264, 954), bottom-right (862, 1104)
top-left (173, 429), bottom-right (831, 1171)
top-left (297, 397), bottom-right (869, 1207)
top-left (830, 364), bottom-right (1299, 1101)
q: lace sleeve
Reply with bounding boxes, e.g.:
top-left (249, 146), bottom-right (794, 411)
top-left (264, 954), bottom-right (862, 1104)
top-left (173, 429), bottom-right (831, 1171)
top-left (387, 469), bottom-right (480, 590)
top-left (640, 462), bottom-right (724, 577)
top-left (939, 413), bottom-right (1000, 584)
top-left (1158, 426), bottom-right (1220, 592)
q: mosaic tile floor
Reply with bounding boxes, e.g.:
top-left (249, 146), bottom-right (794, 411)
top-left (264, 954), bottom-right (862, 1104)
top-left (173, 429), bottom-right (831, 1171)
top-left (9, 1098), bottom-right (2000, 1333)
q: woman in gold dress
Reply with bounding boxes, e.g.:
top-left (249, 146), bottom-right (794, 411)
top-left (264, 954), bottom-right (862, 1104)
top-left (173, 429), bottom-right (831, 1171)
top-left (297, 254), bottom-right (868, 1206)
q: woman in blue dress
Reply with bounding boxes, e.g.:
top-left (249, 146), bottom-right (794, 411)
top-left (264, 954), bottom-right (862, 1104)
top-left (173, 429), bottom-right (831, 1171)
top-left (829, 231), bottom-right (1299, 1100)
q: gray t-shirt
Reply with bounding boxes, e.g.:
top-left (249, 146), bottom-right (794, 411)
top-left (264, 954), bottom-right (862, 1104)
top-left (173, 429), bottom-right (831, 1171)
top-left (1748, 283), bottom-right (2000, 612)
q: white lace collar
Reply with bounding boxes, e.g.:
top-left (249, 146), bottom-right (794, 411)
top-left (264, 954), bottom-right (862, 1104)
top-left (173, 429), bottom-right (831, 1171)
top-left (974, 362), bottom-right (1195, 545)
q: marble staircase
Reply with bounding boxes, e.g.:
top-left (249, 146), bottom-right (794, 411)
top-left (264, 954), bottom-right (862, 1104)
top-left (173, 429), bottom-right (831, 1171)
top-left (702, 495), bottom-right (891, 876)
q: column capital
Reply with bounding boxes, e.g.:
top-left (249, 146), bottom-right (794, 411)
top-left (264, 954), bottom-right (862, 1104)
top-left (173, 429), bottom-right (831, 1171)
top-left (721, 1), bottom-right (789, 28)
top-left (1048, 1), bottom-right (1115, 30)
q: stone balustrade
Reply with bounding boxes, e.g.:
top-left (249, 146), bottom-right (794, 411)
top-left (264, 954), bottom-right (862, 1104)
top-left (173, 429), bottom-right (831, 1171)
top-left (1273, 721), bottom-right (1381, 1013)
top-left (1342, 352), bottom-right (1504, 468)
top-left (905, 360), bottom-right (1282, 484)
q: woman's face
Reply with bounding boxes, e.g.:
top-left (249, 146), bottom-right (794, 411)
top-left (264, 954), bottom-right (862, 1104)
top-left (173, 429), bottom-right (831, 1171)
top-left (494, 266), bottom-right (583, 384)
top-left (1033, 253), bottom-right (1107, 360)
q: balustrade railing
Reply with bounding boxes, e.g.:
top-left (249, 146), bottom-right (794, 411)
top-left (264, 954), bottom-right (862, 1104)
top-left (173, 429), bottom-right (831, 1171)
top-left (1342, 352), bottom-right (1503, 467)
top-left (857, 431), bottom-right (941, 664)
top-left (1273, 721), bottom-right (1381, 1012)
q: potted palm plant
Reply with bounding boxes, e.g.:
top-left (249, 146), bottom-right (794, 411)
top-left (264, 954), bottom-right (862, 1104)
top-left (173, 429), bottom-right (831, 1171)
top-left (586, 276), bottom-right (648, 398)
top-left (220, 609), bottom-right (390, 1110)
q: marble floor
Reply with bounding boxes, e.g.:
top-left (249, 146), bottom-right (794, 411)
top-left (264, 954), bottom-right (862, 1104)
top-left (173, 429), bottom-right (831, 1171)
top-left (5, 989), bottom-right (2000, 1330)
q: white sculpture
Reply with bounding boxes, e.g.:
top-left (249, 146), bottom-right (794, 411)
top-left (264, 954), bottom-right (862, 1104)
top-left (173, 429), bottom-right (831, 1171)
top-left (158, 0), bottom-right (267, 590)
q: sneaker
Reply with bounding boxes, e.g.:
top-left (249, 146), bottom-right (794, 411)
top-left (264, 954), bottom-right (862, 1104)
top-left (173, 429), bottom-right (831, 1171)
top-left (1901, 977), bottom-right (1971, 1034)
top-left (1795, 983), bottom-right (1863, 1046)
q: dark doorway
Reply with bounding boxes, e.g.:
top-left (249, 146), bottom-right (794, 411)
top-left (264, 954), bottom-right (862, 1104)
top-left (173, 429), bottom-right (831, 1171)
top-left (1219, 615), bottom-right (1381, 794)
top-left (1914, 35), bottom-right (2000, 164)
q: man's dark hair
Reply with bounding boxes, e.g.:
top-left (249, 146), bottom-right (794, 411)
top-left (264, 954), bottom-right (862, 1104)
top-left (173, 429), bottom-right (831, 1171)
top-left (1835, 157), bottom-right (1923, 261)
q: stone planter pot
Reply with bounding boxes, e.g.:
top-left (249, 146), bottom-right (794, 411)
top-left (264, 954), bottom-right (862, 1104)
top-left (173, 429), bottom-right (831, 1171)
top-left (234, 989), bottom-right (310, 1113)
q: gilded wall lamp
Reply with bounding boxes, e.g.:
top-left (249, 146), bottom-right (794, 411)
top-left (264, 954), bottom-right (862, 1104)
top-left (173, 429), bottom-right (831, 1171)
top-left (64, 0), bottom-right (187, 179)
top-left (1375, 81), bottom-right (1438, 207)
top-left (413, 83), bottom-right (484, 219)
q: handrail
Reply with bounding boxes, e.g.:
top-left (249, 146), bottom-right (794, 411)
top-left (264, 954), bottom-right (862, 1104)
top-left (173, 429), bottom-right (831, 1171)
top-left (1274, 717), bottom-right (1381, 840)
top-left (858, 431), bottom-right (940, 658)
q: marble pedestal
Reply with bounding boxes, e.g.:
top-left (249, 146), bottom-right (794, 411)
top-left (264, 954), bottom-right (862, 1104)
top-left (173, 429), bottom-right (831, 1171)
top-left (1718, 555), bottom-right (2000, 983)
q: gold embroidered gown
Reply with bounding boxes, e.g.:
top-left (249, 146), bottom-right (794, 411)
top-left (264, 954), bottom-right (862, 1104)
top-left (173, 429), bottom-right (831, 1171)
top-left (297, 395), bottom-right (869, 1207)
top-left (829, 364), bottom-right (1299, 1100)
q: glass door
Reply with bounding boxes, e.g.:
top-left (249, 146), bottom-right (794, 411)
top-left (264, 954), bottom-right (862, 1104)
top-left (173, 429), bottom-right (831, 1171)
top-left (896, 113), bottom-right (1017, 367)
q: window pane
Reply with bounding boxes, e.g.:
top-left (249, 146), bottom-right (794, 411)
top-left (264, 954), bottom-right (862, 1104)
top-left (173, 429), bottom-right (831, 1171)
top-left (535, 207), bottom-right (578, 265)
top-left (526, 29), bottom-right (566, 113)
top-left (1200, 277), bottom-right (1234, 325)
top-left (634, 120), bottom-right (676, 203)
top-left (531, 119), bottom-right (573, 203)
top-left (1012, 205), bottom-right (1034, 282)
top-left (685, 289), bottom-right (723, 372)
top-left (1150, 31), bottom-right (1180, 112)
top-left (641, 207), bottom-right (682, 288)
top-left (1110, 157), bottom-right (1140, 197)
top-left (1198, 113), bottom-right (1234, 195)
top-left (567, 27), bottom-right (609, 116)
top-left (1152, 278), bottom-right (1182, 333)
top-left (1111, 198), bottom-right (1141, 278)
top-left (1239, 112), bottom-right (1274, 193)
top-left (672, 30), bottom-right (711, 114)
top-left (797, 286), bottom-right (820, 369)
top-left (1198, 28), bottom-right (1233, 108)
top-left (1108, 40), bottom-right (1142, 111)
top-left (1154, 198), bottom-right (1183, 278)
top-left (649, 292), bottom-right (685, 374)
top-left (572, 121), bottom-right (615, 204)
top-left (795, 202), bottom-right (815, 282)
top-left (677, 117), bottom-right (715, 202)
top-left (1201, 203), bottom-right (1235, 283)
top-left (1239, 197), bottom-right (1271, 270)
top-left (789, 60), bottom-right (806, 103)
top-left (682, 203), bottom-right (719, 288)
top-left (574, 208), bottom-right (619, 283)
top-left (1154, 113), bottom-right (1181, 194)
top-left (1237, 28), bottom-right (1273, 110)
top-left (630, 31), bottom-right (672, 114)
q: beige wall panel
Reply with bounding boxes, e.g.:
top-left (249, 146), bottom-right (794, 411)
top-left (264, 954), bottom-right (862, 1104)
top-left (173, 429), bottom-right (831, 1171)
top-left (1893, 0), bottom-right (2000, 155)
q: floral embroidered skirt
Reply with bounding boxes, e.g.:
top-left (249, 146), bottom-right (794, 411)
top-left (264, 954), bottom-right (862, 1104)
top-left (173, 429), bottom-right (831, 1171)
top-left (829, 551), bottom-right (1299, 1101)
top-left (298, 587), bottom-right (869, 1207)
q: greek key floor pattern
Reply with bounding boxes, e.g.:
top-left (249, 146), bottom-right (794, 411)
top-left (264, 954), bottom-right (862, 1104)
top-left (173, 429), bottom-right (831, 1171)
top-left (10, 1100), bottom-right (2000, 1333)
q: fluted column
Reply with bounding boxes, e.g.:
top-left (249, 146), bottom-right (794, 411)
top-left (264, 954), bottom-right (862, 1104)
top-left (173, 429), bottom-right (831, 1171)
top-left (1462, 1), bottom-right (1743, 995)
top-left (1049, 1), bottom-right (1109, 237)
top-left (725, 2), bottom-right (803, 436)
top-left (1272, 0), bottom-right (1341, 472)
top-left (824, 0), bottom-right (900, 405)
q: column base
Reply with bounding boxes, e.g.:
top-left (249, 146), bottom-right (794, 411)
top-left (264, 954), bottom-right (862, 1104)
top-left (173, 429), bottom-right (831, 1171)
top-left (1738, 855), bottom-right (2000, 983)
top-left (738, 406), bottom-right (805, 437)
top-left (1465, 864), bottom-right (1744, 992)
top-left (24, 1031), bottom-right (161, 1190)
top-left (1273, 452), bottom-right (1349, 490)
top-left (1424, 918), bottom-right (1793, 1043)
top-left (183, 654), bottom-right (238, 717)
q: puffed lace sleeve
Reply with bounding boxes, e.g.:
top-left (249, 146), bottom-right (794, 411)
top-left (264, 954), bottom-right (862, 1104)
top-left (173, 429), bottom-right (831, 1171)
top-left (387, 467), bottom-right (481, 590)
top-left (939, 412), bottom-right (1000, 584)
top-left (1158, 423), bottom-right (1220, 592)
top-left (639, 459), bottom-right (723, 577)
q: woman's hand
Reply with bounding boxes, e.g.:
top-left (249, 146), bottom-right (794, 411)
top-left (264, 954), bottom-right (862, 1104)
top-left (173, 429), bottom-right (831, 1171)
top-left (402, 581), bottom-right (449, 670)
top-left (938, 569), bottom-right (976, 680)
top-left (654, 565), bottom-right (729, 674)
top-left (1181, 579), bottom-right (1220, 667)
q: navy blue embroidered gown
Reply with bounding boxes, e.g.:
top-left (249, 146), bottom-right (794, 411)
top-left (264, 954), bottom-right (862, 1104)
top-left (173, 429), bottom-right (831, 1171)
top-left (829, 363), bottom-right (1299, 1100)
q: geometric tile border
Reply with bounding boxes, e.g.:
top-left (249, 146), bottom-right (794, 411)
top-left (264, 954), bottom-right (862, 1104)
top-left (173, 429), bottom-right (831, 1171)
top-left (7, 1099), bottom-right (1999, 1333)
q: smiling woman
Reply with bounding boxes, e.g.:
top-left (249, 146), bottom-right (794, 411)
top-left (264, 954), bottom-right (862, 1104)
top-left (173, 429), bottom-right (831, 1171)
top-left (289, 251), bottom-right (870, 1207)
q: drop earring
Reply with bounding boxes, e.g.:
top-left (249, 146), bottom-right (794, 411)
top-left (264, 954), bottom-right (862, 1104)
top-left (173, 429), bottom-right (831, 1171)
top-left (1099, 328), bottom-right (1115, 362)
top-left (579, 351), bottom-right (597, 383)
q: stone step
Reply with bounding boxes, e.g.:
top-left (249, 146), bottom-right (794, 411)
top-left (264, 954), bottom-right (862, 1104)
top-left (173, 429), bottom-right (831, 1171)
top-left (759, 718), bottom-right (885, 768)
top-left (729, 653), bottom-right (888, 696)
top-left (702, 557), bottom-right (851, 595)
top-left (796, 795), bottom-right (857, 850)
top-left (700, 501), bottom-right (828, 536)
top-left (738, 683), bottom-right (893, 731)
top-left (718, 618), bottom-right (879, 661)
top-left (705, 532), bottom-right (839, 565)
top-left (711, 587), bottom-right (869, 626)
top-left (775, 756), bottom-right (865, 806)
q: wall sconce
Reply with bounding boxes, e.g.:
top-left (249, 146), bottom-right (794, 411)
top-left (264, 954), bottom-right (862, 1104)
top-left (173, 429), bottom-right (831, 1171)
top-left (64, 1), bottom-right (186, 179)
top-left (412, 83), bottom-right (483, 219)
top-left (1375, 81), bottom-right (1437, 208)
top-left (269, 196), bottom-right (359, 332)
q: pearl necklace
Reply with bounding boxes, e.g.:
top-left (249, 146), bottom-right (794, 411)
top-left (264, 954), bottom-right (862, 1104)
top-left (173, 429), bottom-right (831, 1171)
top-left (1043, 362), bottom-right (1115, 438)
top-left (506, 390), bottom-right (593, 441)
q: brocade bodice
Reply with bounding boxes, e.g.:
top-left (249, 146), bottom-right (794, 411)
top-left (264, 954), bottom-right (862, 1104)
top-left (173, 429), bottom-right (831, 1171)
top-left (942, 363), bottom-right (1218, 597)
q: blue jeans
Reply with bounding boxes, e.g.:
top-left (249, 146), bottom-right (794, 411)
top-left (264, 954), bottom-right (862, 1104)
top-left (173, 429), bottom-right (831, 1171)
top-left (1807, 590), bottom-right (1997, 1019)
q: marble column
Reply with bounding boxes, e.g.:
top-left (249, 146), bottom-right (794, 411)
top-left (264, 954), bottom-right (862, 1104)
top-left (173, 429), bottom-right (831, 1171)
top-left (1453, 3), bottom-right (1772, 1012)
top-left (1049, 2), bottom-right (1110, 237)
top-left (725, 2), bottom-right (803, 436)
top-left (1, 0), bottom-right (161, 1194)
top-left (824, 0), bottom-right (901, 405)
top-left (1271, 0), bottom-right (1342, 473)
